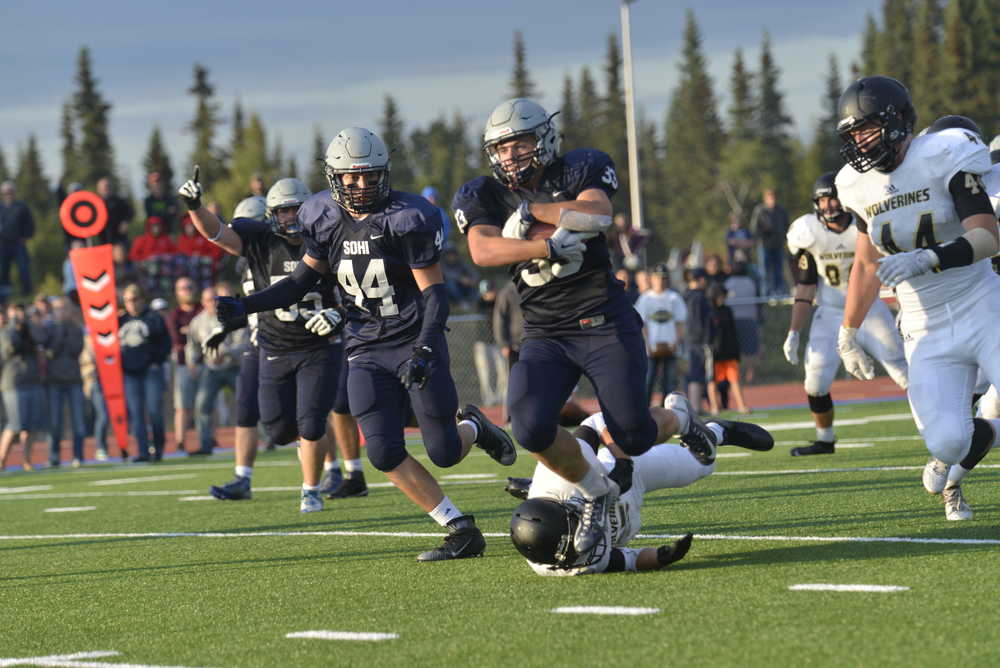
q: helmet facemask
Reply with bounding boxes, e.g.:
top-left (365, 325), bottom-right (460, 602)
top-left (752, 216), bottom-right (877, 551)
top-left (483, 111), bottom-right (560, 189)
top-left (838, 110), bottom-right (911, 174)
top-left (327, 167), bottom-right (390, 215)
top-left (269, 206), bottom-right (303, 240)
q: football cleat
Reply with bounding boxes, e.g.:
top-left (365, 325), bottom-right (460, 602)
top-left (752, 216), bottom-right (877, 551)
top-left (318, 467), bottom-right (344, 496)
top-left (459, 404), bottom-right (517, 466)
top-left (416, 515), bottom-right (486, 562)
top-left (791, 440), bottom-right (836, 456)
top-left (922, 458), bottom-right (950, 495)
top-left (711, 418), bottom-right (775, 451)
top-left (326, 472), bottom-right (369, 499)
top-left (505, 477), bottom-right (533, 500)
top-left (299, 489), bottom-right (323, 514)
top-left (665, 392), bottom-right (718, 465)
top-left (210, 475), bottom-right (252, 501)
top-left (573, 477), bottom-right (619, 557)
top-left (942, 484), bottom-right (973, 521)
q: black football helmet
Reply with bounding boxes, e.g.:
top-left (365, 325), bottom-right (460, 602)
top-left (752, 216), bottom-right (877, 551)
top-left (812, 171), bottom-right (844, 224)
top-left (510, 497), bottom-right (578, 566)
top-left (925, 114), bottom-right (982, 138)
top-left (836, 76), bottom-right (916, 174)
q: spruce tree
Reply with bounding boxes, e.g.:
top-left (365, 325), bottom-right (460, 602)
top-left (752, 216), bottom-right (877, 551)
top-left (877, 0), bottom-right (915, 84)
top-left (59, 102), bottom-right (81, 186)
top-left (860, 13), bottom-right (880, 76)
top-left (0, 146), bottom-right (9, 184)
top-left (814, 54), bottom-right (844, 174)
top-left (231, 99), bottom-right (246, 150)
top-left (941, 0), bottom-right (975, 124)
top-left (187, 63), bottom-right (226, 187)
top-left (142, 126), bottom-right (174, 193)
top-left (214, 113), bottom-right (271, 214)
top-left (72, 47), bottom-right (115, 186)
top-left (577, 67), bottom-right (601, 149)
top-left (911, 0), bottom-right (944, 127)
top-left (15, 136), bottom-right (51, 216)
top-left (509, 31), bottom-right (537, 99)
top-left (309, 126), bottom-right (328, 193)
top-left (662, 10), bottom-right (725, 248)
top-left (727, 49), bottom-right (755, 141)
top-left (287, 157), bottom-right (298, 180)
top-left (755, 32), bottom-right (796, 193)
top-left (601, 33), bottom-right (629, 217)
top-left (719, 48), bottom-right (759, 220)
top-left (967, 0), bottom-right (1000, 133)
top-left (379, 95), bottom-right (415, 193)
top-left (16, 135), bottom-right (61, 291)
top-left (560, 74), bottom-right (580, 150)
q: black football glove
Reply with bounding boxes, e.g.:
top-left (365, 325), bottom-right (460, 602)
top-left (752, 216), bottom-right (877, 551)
top-left (608, 458), bottom-right (634, 494)
top-left (656, 532), bottom-right (693, 568)
top-left (215, 296), bottom-right (248, 331)
top-left (399, 345), bottom-right (434, 390)
top-left (202, 324), bottom-right (229, 355)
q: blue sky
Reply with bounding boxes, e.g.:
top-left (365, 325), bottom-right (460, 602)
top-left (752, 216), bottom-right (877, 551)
top-left (0, 0), bottom-right (883, 195)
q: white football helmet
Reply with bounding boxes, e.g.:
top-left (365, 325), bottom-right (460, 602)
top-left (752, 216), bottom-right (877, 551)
top-left (483, 98), bottom-right (560, 188)
top-left (233, 196), bottom-right (267, 222)
top-left (266, 177), bottom-right (311, 239)
top-left (324, 127), bottom-right (391, 214)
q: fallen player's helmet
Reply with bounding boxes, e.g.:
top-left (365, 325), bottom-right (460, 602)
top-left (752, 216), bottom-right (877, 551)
top-left (510, 497), bottom-right (577, 565)
top-left (836, 75), bottom-right (915, 174)
top-left (483, 98), bottom-right (560, 188)
top-left (233, 195), bottom-right (267, 222)
top-left (266, 177), bottom-right (311, 239)
top-left (324, 127), bottom-right (391, 214)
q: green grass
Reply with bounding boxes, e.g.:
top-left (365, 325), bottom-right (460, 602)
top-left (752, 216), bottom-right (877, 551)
top-left (1, 399), bottom-right (998, 667)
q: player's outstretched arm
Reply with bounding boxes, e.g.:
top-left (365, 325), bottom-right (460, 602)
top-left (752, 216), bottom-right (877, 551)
top-left (177, 166), bottom-right (243, 256)
top-left (633, 533), bottom-right (694, 571)
top-left (229, 254), bottom-right (330, 318)
top-left (467, 225), bottom-right (550, 267)
top-left (527, 188), bottom-right (613, 230)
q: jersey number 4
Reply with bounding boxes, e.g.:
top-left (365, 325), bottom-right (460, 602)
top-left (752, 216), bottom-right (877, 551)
top-left (338, 259), bottom-right (399, 316)
top-left (880, 212), bottom-right (936, 254)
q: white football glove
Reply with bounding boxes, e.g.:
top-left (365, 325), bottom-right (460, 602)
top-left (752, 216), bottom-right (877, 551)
top-left (501, 207), bottom-right (532, 240)
top-left (837, 326), bottom-right (875, 380)
top-left (304, 308), bottom-right (344, 337)
top-left (546, 227), bottom-right (590, 263)
top-left (875, 248), bottom-right (938, 287)
top-left (177, 165), bottom-right (203, 210)
top-left (782, 330), bottom-right (800, 365)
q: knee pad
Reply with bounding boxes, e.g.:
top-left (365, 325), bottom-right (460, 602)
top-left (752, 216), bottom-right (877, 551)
top-left (297, 416), bottom-right (326, 443)
top-left (512, 415), bottom-right (558, 454)
top-left (607, 416), bottom-right (657, 457)
top-left (365, 438), bottom-right (407, 473)
top-left (263, 417), bottom-right (298, 446)
top-left (807, 393), bottom-right (834, 414)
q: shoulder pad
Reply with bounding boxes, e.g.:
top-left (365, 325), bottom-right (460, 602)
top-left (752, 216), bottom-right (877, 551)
top-left (786, 215), bottom-right (817, 253)
top-left (915, 128), bottom-right (992, 180)
top-left (385, 192), bottom-right (441, 236)
top-left (834, 164), bottom-right (864, 216)
top-left (298, 191), bottom-right (337, 229)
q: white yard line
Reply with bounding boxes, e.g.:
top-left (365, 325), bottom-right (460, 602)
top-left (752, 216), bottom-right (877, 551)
top-left (755, 413), bottom-right (913, 432)
top-left (0, 529), bottom-right (997, 547)
top-left (43, 506), bottom-right (96, 513)
top-left (90, 474), bottom-right (197, 486)
top-left (789, 584), bottom-right (910, 593)
top-left (0, 485), bottom-right (53, 494)
top-left (286, 631), bottom-right (398, 641)
top-left (551, 606), bottom-right (660, 615)
top-left (0, 650), bottom-right (202, 668)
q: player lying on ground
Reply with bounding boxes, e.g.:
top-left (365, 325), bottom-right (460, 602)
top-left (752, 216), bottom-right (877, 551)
top-left (833, 77), bottom-right (1000, 521)
top-left (215, 127), bottom-right (517, 561)
top-left (507, 395), bottom-right (774, 575)
top-left (783, 170), bottom-right (908, 456)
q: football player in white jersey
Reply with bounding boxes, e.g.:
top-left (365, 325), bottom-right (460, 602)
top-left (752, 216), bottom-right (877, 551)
top-left (508, 397), bottom-right (773, 575)
top-left (783, 172), bottom-right (908, 456)
top-left (833, 76), bottom-right (1000, 520)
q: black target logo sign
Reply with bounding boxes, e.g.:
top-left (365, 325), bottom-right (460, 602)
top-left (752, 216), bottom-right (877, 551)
top-left (59, 191), bottom-right (108, 239)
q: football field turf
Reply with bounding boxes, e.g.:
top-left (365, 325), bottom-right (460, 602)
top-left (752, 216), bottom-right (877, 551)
top-left (2, 399), bottom-right (998, 667)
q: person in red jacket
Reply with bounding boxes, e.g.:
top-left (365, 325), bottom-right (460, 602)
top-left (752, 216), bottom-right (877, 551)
top-left (176, 214), bottom-right (224, 288)
top-left (129, 217), bottom-right (178, 297)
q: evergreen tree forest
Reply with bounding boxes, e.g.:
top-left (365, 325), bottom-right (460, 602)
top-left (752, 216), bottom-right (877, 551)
top-left (4, 1), bottom-right (999, 291)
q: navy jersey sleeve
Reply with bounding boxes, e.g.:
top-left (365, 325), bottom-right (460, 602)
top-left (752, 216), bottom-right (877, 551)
top-left (395, 208), bottom-right (444, 268)
top-left (564, 149), bottom-right (619, 199)
top-left (298, 195), bottom-right (332, 262)
top-left (452, 177), bottom-right (502, 234)
top-left (230, 219), bottom-right (270, 254)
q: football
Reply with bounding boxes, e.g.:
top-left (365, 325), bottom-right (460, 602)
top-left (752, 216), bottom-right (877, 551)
top-left (526, 221), bottom-right (557, 240)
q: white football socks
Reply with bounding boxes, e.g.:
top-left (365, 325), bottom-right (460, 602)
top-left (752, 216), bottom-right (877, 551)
top-left (816, 426), bottom-right (835, 443)
top-left (459, 419), bottom-right (479, 443)
top-left (429, 496), bottom-right (461, 527)
top-left (344, 458), bottom-right (363, 473)
top-left (577, 465), bottom-right (610, 499)
top-left (235, 465), bottom-right (253, 479)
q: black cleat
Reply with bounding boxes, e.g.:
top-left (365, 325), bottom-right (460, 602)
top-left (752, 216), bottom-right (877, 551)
top-left (711, 418), bottom-right (775, 452)
top-left (665, 392), bottom-right (717, 465)
top-left (326, 472), bottom-right (369, 499)
top-left (416, 515), bottom-right (486, 562)
top-left (504, 477), bottom-right (532, 500)
top-left (791, 440), bottom-right (835, 456)
top-left (458, 404), bottom-right (517, 466)
top-left (210, 475), bottom-right (252, 500)
top-left (318, 467), bottom-right (343, 496)
top-left (656, 532), bottom-right (694, 568)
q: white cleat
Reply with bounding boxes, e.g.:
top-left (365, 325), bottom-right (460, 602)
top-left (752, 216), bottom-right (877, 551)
top-left (299, 489), bottom-right (323, 514)
top-left (922, 458), bottom-right (950, 495)
top-left (942, 484), bottom-right (973, 521)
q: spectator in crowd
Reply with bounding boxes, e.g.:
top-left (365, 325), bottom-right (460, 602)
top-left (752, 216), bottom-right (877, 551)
top-left (0, 303), bottom-right (47, 470)
top-left (119, 283), bottom-right (170, 462)
top-left (706, 284), bottom-right (750, 415)
top-left (112, 242), bottom-right (138, 287)
top-left (80, 335), bottom-right (110, 461)
top-left (0, 181), bottom-right (35, 301)
top-left (185, 283), bottom-right (245, 455)
top-left (473, 279), bottom-right (506, 407)
top-left (0, 310), bottom-right (6, 432)
top-left (750, 187), bottom-right (790, 296)
top-left (607, 213), bottom-right (651, 271)
top-left (129, 216), bottom-right (178, 298)
top-left (176, 214), bottom-right (224, 289)
top-left (704, 253), bottom-right (729, 289)
top-left (248, 173), bottom-right (266, 198)
top-left (615, 268), bottom-right (640, 304)
top-left (144, 172), bottom-right (179, 234)
top-left (421, 186), bottom-right (452, 241)
top-left (165, 277), bottom-right (202, 454)
top-left (683, 268), bottom-right (711, 414)
top-left (63, 240), bottom-right (85, 305)
top-left (634, 263), bottom-right (687, 404)
top-left (725, 212), bottom-right (756, 268)
top-left (96, 176), bottom-right (134, 247)
top-left (440, 244), bottom-right (479, 307)
top-left (724, 253), bottom-right (762, 384)
top-left (44, 297), bottom-right (86, 467)
top-left (634, 268), bottom-right (650, 295)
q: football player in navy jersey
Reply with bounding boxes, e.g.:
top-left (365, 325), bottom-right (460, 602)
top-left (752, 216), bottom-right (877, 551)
top-left (179, 174), bottom-right (355, 513)
top-left (453, 98), bottom-right (767, 564)
top-left (214, 127), bottom-right (517, 562)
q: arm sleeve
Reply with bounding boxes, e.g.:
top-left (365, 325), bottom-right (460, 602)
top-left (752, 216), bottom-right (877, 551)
top-left (948, 171), bottom-right (994, 220)
top-left (242, 261), bottom-right (322, 314)
top-left (416, 283), bottom-right (449, 349)
top-left (790, 249), bottom-right (819, 285)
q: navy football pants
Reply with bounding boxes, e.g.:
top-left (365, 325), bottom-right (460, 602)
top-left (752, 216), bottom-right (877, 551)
top-left (257, 344), bottom-right (341, 443)
top-left (347, 336), bottom-right (461, 472)
top-left (235, 344), bottom-right (260, 428)
top-left (508, 313), bottom-right (657, 456)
